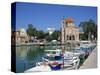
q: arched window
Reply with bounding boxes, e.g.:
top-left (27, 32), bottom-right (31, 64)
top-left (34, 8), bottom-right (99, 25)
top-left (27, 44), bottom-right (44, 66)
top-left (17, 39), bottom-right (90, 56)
top-left (66, 35), bottom-right (75, 41)
top-left (72, 35), bottom-right (75, 40)
top-left (69, 36), bottom-right (71, 40)
top-left (67, 35), bottom-right (69, 40)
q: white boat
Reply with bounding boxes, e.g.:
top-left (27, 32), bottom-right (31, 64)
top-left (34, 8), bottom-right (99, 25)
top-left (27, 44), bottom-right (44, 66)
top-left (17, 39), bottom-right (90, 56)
top-left (63, 57), bottom-right (80, 70)
top-left (44, 49), bottom-right (80, 70)
top-left (25, 47), bottom-right (81, 72)
top-left (24, 61), bottom-right (51, 72)
top-left (44, 49), bottom-right (62, 57)
top-left (64, 51), bottom-right (81, 59)
top-left (44, 49), bottom-right (63, 64)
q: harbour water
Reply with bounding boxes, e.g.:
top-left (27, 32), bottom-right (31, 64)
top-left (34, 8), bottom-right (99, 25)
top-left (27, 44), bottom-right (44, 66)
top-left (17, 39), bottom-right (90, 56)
top-left (15, 44), bottom-right (70, 72)
top-left (16, 45), bottom-right (45, 72)
top-left (15, 43), bottom-right (96, 72)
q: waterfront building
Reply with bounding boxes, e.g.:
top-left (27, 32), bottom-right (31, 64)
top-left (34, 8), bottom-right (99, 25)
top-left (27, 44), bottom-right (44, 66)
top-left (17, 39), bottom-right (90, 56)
top-left (47, 28), bottom-right (55, 35)
top-left (12, 28), bottom-right (29, 44)
top-left (61, 17), bottom-right (79, 44)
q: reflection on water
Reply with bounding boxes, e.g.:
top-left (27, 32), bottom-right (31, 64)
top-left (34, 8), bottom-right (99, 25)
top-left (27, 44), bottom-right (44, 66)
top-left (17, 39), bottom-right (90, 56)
top-left (15, 43), bottom-right (96, 72)
top-left (16, 45), bottom-right (45, 72)
top-left (16, 44), bottom-right (76, 72)
top-left (16, 46), bottom-right (28, 60)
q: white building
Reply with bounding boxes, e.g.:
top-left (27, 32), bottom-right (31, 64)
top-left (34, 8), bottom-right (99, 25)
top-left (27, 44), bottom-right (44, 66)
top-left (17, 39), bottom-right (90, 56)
top-left (47, 28), bottom-right (55, 35)
top-left (61, 17), bottom-right (79, 44)
top-left (12, 28), bottom-right (29, 44)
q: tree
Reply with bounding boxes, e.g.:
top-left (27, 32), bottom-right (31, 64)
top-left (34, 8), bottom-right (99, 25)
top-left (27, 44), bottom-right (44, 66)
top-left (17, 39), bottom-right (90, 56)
top-left (51, 30), bottom-right (60, 41)
top-left (79, 19), bottom-right (97, 40)
top-left (45, 35), bottom-right (52, 42)
top-left (27, 24), bottom-right (37, 42)
top-left (36, 30), bottom-right (45, 40)
top-left (45, 30), bottom-right (60, 42)
top-left (26, 24), bottom-right (61, 42)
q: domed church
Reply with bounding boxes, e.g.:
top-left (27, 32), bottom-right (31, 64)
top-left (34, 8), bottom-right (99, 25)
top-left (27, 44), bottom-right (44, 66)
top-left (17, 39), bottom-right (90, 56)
top-left (61, 17), bottom-right (79, 44)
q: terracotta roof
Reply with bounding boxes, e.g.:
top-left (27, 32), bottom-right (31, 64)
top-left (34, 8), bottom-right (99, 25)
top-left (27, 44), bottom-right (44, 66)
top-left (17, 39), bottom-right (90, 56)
top-left (64, 17), bottom-right (73, 23)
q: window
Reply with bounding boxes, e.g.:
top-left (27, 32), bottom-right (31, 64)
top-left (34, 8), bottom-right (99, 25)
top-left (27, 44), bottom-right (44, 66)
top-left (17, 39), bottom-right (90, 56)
top-left (72, 35), bottom-right (75, 40)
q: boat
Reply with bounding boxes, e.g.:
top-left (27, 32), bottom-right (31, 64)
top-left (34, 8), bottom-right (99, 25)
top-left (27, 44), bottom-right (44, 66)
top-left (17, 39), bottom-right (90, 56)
top-left (43, 49), bottom-right (63, 70)
top-left (62, 50), bottom-right (80, 69)
top-left (44, 49), bottom-right (62, 57)
top-left (25, 61), bottom-right (51, 72)
top-left (43, 48), bottom-right (81, 70)
top-left (25, 43), bottom-right (82, 72)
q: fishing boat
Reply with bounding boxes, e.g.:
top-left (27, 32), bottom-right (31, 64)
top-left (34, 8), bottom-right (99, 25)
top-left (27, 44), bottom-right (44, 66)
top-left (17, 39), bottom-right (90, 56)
top-left (25, 42), bottom-right (82, 72)
top-left (44, 49), bottom-right (62, 57)
top-left (43, 48), bottom-right (81, 70)
top-left (43, 49), bottom-right (63, 70)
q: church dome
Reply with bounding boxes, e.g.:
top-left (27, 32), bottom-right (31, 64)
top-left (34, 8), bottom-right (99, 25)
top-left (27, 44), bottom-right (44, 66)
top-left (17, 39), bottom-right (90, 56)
top-left (20, 28), bottom-right (26, 33)
top-left (64, 17), bottom-right (73, 23)
top-left (20, 28), bottom-right (27, 37)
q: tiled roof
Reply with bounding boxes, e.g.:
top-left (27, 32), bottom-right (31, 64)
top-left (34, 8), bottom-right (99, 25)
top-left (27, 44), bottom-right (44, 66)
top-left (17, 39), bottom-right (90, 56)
top-left (64, 17), bottom-right (73, 23)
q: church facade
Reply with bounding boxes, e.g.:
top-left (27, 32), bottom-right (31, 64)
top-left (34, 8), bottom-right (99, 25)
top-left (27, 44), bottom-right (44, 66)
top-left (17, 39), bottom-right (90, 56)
top-left (61, 17), bottom-right (79, 44)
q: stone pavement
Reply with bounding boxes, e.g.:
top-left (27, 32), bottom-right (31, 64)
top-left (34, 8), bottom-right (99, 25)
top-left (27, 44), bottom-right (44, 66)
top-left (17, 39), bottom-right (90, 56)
top-left (80, 47), bottom-right (97, 69)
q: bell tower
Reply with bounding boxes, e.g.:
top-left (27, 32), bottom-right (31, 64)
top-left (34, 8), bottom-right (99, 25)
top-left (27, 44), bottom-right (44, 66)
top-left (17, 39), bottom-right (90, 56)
top-left (61, 17), bottom-right (79, 44)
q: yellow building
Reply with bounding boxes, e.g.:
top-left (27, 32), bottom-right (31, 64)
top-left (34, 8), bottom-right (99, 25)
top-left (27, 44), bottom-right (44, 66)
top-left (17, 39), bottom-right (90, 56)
top-left (12, 28), bottom-right (29, 44)
top-left (61, 17), bottom-right (79, 44)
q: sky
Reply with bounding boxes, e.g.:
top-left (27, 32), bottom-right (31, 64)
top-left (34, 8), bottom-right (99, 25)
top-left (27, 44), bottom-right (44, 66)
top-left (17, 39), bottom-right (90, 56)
top-left (15, 2), bottom-right (97, 31)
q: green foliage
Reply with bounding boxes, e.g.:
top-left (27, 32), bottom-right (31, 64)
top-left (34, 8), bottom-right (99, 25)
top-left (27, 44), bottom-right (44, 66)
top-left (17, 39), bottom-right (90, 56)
top-left (27, 24), bottom-right (38, 42)
top-left (36, 30), bottom-right (45, 40)
top-left (79, 19), bottom-right (97, 40)
top-left (27, 24), bottom-right (34, 37)
top-left (51, 30), bottom-right (60, 40)
top-left (45, 30), bottom-right (60, 42)
top-left (79, 34), bottom-right (87, 40)
top-left (27, 24), bottom-right (60, 42)
top-left (45, 35), bottom-right (52, 42)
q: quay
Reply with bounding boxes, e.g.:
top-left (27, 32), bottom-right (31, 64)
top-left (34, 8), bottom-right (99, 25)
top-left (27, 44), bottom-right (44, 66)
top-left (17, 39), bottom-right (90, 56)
top-left (80, 47), bottom-right (97, 69)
